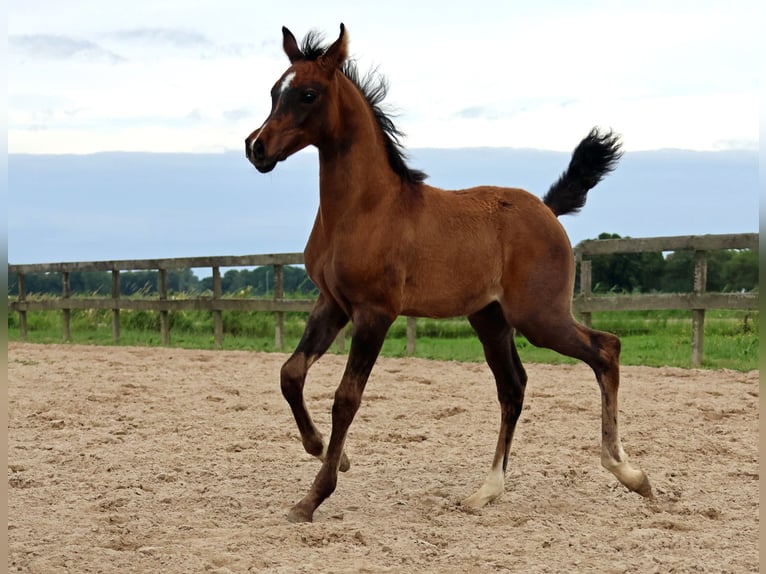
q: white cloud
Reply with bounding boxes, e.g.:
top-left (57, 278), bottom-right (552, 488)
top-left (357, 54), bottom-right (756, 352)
top-left (400, 91), bottom-right (758, 151)
top-left (10, 34), bottom-right (125, 63)
top-left (7, 0), bottom-right (760, 153)
top-left (108, 28), bottom-right (212, 47)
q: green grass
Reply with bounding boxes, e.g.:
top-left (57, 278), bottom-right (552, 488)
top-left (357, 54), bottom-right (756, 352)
top-left (7, 306), bottom-right (758, 371)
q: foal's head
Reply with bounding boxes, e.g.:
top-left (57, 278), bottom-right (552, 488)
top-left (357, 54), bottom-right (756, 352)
top-left (245, 25), bottom-right (426, 183)
top-left (245, 24), bottom-right (349, 173)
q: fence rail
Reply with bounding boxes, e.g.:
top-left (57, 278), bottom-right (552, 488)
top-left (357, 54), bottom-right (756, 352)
top-left (573, 233), bottom-right (758, 366)
top-left (9, 233), bottom-right (758, 366)
top-left (9, 253), bottom-right (316, 350)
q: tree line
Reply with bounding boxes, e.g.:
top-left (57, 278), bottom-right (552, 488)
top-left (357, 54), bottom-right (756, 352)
top-left (7, 266), bottom-right (318, 297)
top-left (8, 234), bottom-right (757, 297)
top-left (582, 233), bottom-right (757, 293)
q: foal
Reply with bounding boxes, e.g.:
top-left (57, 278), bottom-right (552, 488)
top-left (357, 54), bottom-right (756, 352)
top-left (245, 24), bottom-right (652, 523)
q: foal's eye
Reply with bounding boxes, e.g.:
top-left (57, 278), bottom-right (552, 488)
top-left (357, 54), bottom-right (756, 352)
top-left (300, 90), bottom-right (318, 104)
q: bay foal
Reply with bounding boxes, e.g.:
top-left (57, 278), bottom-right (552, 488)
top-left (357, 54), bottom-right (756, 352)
top-left (245, 24), bottom-right (652, 523)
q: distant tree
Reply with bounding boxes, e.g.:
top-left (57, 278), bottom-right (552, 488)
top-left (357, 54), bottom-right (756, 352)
top-left (588, 233), bottom-right (665, 293)
top-left (581, 233), bottom-right (758, 294)
top-left (660, 251), bottom-right (695, 292)
top-left (284, 266), bottom-right (318, 294)
top-left (169, 269), bottom-right (200, 293)
top-left (660, 249), bottom-right (758, 293)
top-left (198, 265), bottom-right (317, 296)
top-left (222, 269), bottom-right (247, 293)
top-left (8, 271), bottom-right (61, 295)
top-left (8, 268), bottom-right (204, 296)
top-left (69, 271), bottom-right (111, 294)
top-left (705, 250), bottom-right (732, 292)
top-left (121, 271), bottom-right (158, 295)
top-left (719, 249), bottom-right (758, 292)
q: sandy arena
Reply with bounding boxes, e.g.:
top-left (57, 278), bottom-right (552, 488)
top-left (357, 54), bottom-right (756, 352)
top-left (7, 342), bottom-right (759, 573)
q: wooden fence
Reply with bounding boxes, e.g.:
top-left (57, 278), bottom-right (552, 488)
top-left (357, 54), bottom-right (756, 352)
top-left (573, 233), bottom-right (758, 366)
top-left (8, 233), bottom-right (758, 366)
top-left (9, 253), bottom-right (314, 350)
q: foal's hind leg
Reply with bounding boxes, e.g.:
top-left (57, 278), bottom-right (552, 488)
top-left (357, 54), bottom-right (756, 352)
top-left (522, 317), bottom-right (652, 497)
top-left (462, 303), bottom-right (527, 510)
top-left (281, 293), bottom-right (351, 471)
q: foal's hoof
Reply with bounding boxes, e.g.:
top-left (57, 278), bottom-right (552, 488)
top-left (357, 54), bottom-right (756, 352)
top-left (605, 460), bottom-right (654, 499)
top-left (460, 490), bottom-right (501, 511)
top-left (631, 473), bottom-right (654, 499)
top-left (287, 504), bottom-right (314, 523)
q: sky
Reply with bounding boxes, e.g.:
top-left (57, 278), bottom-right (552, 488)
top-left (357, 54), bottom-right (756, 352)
top-left (7, 0), bottom-right (760, 154)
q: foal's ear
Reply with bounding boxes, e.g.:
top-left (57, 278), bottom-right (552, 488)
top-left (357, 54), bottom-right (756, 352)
top-left (282, 26), bottom-right (303, 63)
top-left (318, 23), bottom-right (348, 71)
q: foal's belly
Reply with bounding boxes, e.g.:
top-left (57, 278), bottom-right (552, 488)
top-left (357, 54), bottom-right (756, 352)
top-left (399, 256), bottom-right (503, 318)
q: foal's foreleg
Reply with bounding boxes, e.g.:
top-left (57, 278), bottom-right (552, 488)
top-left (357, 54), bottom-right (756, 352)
top-left (287, 309), bottom-right (393, 523)
top-left (462, 304), bottom-right (527, 510)
top-left (281, 294), bottom-right (350, 470)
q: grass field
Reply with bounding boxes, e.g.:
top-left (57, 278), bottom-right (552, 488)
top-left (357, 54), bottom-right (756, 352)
top-left (7, 304), bottom-right (758, 371)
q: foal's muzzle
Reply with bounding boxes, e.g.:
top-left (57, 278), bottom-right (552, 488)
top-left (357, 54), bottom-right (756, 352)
top-left (245, 129), bottom-right (277, 173)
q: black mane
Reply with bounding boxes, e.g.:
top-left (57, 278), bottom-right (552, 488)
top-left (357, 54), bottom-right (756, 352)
top-left (299, 31), bottom-right (328, 61)
top-left (298, 31), bottom-right (427, 184)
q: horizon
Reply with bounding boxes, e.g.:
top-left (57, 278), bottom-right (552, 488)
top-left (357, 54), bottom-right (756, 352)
top-left (7, 145), bottom-right (759, 158)
top-left (7, 147), bottom-right (758, 266)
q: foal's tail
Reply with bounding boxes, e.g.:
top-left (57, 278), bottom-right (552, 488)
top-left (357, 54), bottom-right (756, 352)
top-left (542, 127), bottom-right (623, 217)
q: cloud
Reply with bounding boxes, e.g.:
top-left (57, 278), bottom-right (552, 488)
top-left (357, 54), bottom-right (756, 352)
top-left (183, 108), bottom-right (255, 123)
top-left (108, 28), bottom-right (255, 58)
top-left (9, 34), bottom-right (125, 64)
top-left (455, 105), bottom-right (491, 120)
top-left (454, 104), bottom-right (513, 121)
top-left (110, 28), bottom-right (212, 48)
top-left (712, 138), bottom-right (758, 151)
top-left (455, 98), bottom-right (579, 122)
top-left (222, 108), bottom-right (252, 121)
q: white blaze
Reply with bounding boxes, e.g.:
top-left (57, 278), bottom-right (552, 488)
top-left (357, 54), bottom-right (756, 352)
top-left (280, 71), bottom-right (296, 94)
top-left (250, 70), bottom-right (295, 158)
top-left (249, 119), bottom-right (269, 157)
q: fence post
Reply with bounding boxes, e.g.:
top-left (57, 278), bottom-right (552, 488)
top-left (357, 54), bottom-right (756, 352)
top-left (159, 268), bottom-right (170, 346)
top-left (273, 265), bottom-right (284, 351)
top-left (579, 258), bottom-right (593, 328)
top-left (17, 273), bottom-right (28, 340)
top-left (691, 250), bottom-right (707, 367)
top-left (406, 316), bottom-right (417, 355)
top-left (212, 266), bottom-right (223, 349)
top-left (62, 272), bottom-right (71, 342)
top-left (111, 270), bottom-right (121, 342)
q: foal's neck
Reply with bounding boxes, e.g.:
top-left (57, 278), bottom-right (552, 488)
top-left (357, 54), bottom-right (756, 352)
top-left (316, 75), bottom-right (402, 219)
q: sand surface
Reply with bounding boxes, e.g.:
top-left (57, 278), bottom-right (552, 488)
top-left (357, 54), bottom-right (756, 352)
top-left (8, 342), bottom-right (759, 573)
